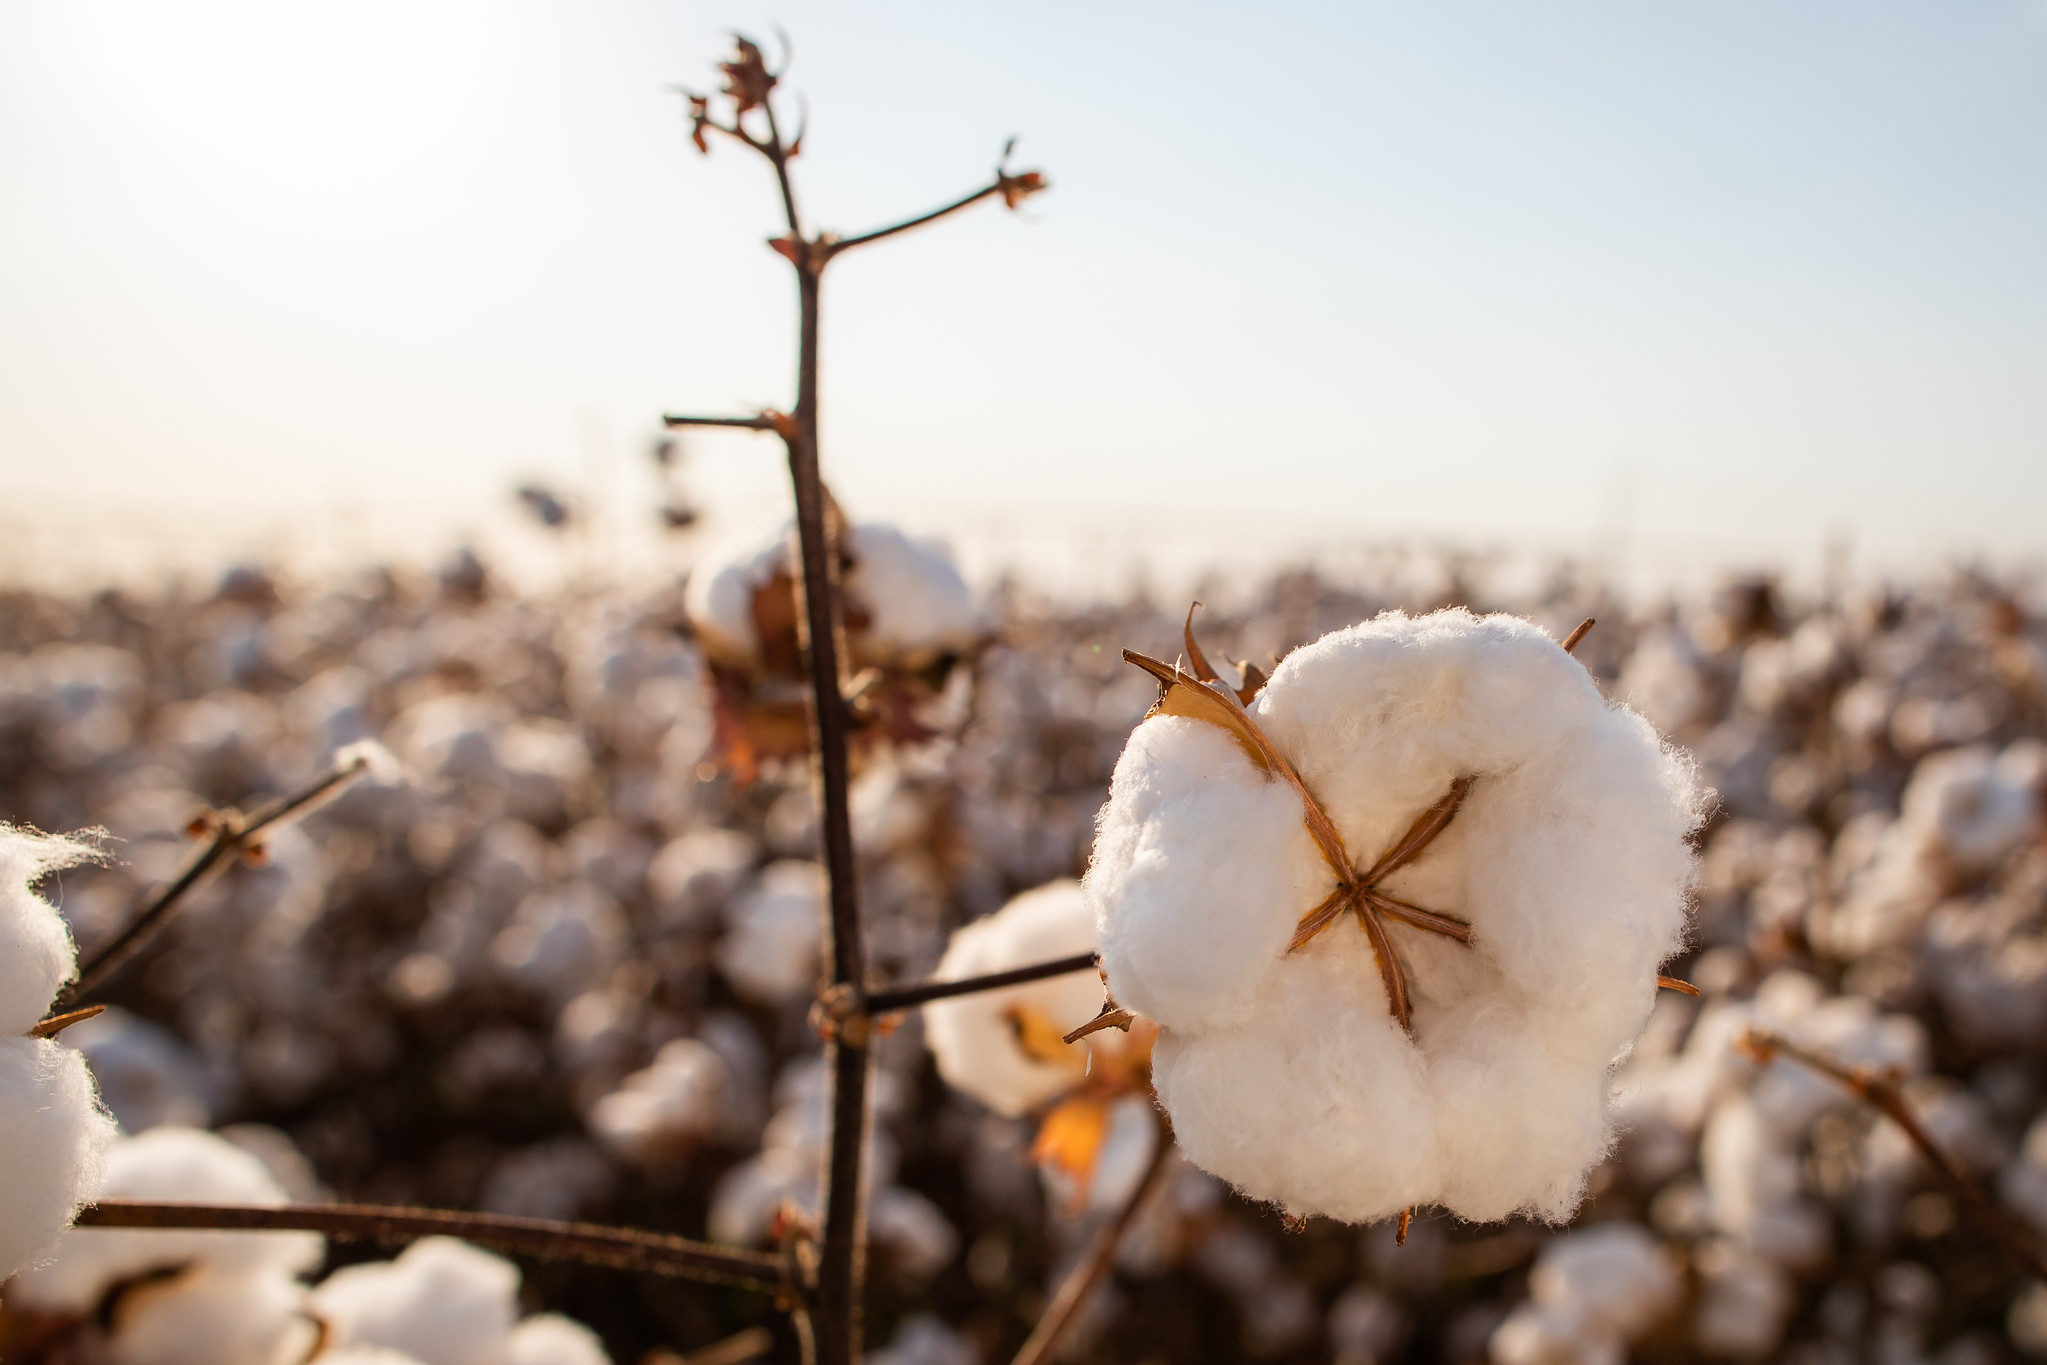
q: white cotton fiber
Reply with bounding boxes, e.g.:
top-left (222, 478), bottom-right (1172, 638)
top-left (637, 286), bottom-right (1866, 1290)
top-left (588, 1037), bottom-right (731, 1165)
top-left (1523, 1223), bottom-right (1681, 1339)
top-left (506, 1313), bottom-right (613, 1365)
top-left (9, 1125), bottom-right (318, 1310)
top-left (309, 1236), bottom-right (519, 1365)
top-left (1086, 609), bottom-right (1704, 1225)
top-left (716, 860), bottom-right (824, 1003)
top-left (0, 824), bottom-right (99, 1036)
top-left (0, 1036), bottom-right (117, 1280)
top-left (1900, 744), bottom-right (2039, 876)
top-left (103, 1266), bottom-right (319, 1365)
top-left (922, 879), bottom-right (1106, 1117)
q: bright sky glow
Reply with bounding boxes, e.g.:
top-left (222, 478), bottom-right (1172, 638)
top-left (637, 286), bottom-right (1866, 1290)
top-left (3, 1), bottom-right (2046, 590)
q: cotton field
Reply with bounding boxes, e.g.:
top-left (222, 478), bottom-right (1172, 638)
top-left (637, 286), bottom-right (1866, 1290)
top-left (2, 547), bottom-right (2046, 1364)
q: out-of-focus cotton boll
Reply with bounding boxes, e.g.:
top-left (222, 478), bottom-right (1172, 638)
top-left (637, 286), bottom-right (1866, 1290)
top-left (309, 1236), bottom-right (519, 1365)
top-left (2000, 1115), bottom-right (2047, 1237)
top-left (500, 720), bottom-right (594, 824)
top-left (482, 1138), bottom-right (615, 1222)
top-left (68, 1005), bottom-right (215, 1131)
top-left (1901, 745), bottom-right (2039, 876)
top-left (842, 524), bottom-right (982, 667)
top-left (709, 1057), bottom-right (901, 1245)
top-left (30, 643), bottom-right (143, 767)
top-left (490, 883), bottom-right (627, 1006)
top-left (647, 828), bottom-right (757, 929)
top-left (10, 1126), bottom-right (320, 1310)
top-left (0, 824), bottom-right (98, 1035)
top-left (1489, 1301), bottom-right (1621, 1365)
top-left (852, 764), bottom-right (932, 856)
top-left (562, 819), bottom-right (653, 902)
top-left (392, 694), bottom-right (512, 784)
top-left (1329, 1284), bottom-right (1407, 1365)
top-left (1491, 1224), bottom-right (1679, 1365)
top-left (588, 1038), bottom-right (732, 1165)
top-left (1087, 609), bottom-right (1703, 1225)
top-left (1700, 1096), bottom-right (1829, 1268)
top-left (923, 879), bottom-right (1103, 1117)
top-left (716, 860), bottom-right (823, 1003)
top-left (683, 523), bottom-right (790, 666)
top-left (869, 1186), bottom-right (961, 1282)
top-left (0, 1037), bottom-right (117, 1280)
top-left (1619, 626), bottom-right (1712, 738)
top-left (864, 1313), bottom-right (979, 1365)
top-left (318, 1352), bottom-right (432, 1365)
top-left (505, 1313), bottom-right (613, 1365)
top-left (335, 738), bottom-right (407, 786)
top-left (285, 665), bottom-right (373, 754)
top-left (1692, 1238), bottom-right (1795, 1359)
top-left (103, 1267), bottom-right (318, 1365)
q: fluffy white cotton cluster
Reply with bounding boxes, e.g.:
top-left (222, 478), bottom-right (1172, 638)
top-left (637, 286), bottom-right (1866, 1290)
top-left (11, 1126), bottom-right (323, 1310)
top-left (311, 1236), bottom-right (613, 1365)
top-left (715, 860), bottom-right (824, 1003)
top-left (923, 879), bottom-right (1105, 1117)
top-left (1085, 610), bottom-right (1703, 1225)
top-left (99, 1264), bottom-right (320, 1365)
top-left (587, 1037), bottom-right (731, 1165)
top-left (684, 520), bottom-right (980, 669)
top-left (0, 825), bottom-right (119, 1280)
top-left (1490, 1224), bottom-right (1680, 1365)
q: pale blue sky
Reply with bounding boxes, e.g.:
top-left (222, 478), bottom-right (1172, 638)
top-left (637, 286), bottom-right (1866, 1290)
top-left (3, 1), bottom-right (2045, 585)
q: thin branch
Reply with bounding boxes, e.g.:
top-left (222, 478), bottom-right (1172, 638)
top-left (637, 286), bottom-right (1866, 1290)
top-left (1737, 1027), bottom-right (2047, 1284)
top-left (1009, 1126), bottom-right (1175, 1365)
top-left (64, 756), bottom-right (377, 1006)
top-left (662, 414), bottom-right (776, 431)
top-left (29, 1005), bottom-right (105, 1038)
top-left (1560, 617), bottom-right (1596, 654)
top-left (76, 1200), bottom-right (784, 1293)
top-left (825, 181), bottom-right (1005, 257)
top-left (867, 952), bottom-right (1099, 1014)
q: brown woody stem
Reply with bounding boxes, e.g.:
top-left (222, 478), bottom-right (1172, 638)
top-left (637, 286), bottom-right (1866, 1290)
top-left (1737, 1028), bottom-right (2047, 1283)
top-left (868, 952), bottom-right (1099, 1014)
top-left (28, 1005), bottom-right (105, 1039)
top-left (1656, 975), bottom-right (1701, 996)
top-left (662, 414), bottom-right (777, 430)
top-left (76, 1200), bottom-right (784, 1293)
top-left (1008, 1124), bottom-right (1174, 1365)
top-left (1561, 618), bottom-right (1595, 654)
top-left (825, 180), bottom-right (1005, 256)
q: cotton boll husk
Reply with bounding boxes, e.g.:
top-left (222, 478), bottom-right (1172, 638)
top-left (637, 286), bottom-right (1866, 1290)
top-left (0, 1037), bottom-right (116, 1281)
top-left (1526, 1223), bottom-right (1681, 1339)
top-left (1090, 609), bottom-right (1703, 1224)
top-left (683, 525), bottom-right (787, 666)
top-left (924, 879), bottom-right (1105, 1117)
top-left (0, 824), bottom-right (99, 1035)
top-left (103, 1267), bottom-right (319, 1365)
top-left (1086, 720), bottom-right (1322, 1031)
top-left (716, 860), bottom-right (824, 1004)
top-left (9, 1125), bottom-right (317, 1310)
top-left (309, 1236), bottom-right (520, 1365)
top-left (506, 1313), bottom-right (612, 1365)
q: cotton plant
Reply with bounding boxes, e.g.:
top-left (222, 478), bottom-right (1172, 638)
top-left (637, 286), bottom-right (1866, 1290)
top-left (1083, 607), bottom-right (1705, 1228)
top-left (683, 517), bottom-right (986, 779)
top-left (922, 879), bottom-right (1159, 1209)
top-left (0, 826), bottom-right (120, 1281)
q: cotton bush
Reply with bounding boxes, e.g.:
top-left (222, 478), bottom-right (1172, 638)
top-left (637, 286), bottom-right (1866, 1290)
top-left (1086, 609), bottom-right (1703, 1225)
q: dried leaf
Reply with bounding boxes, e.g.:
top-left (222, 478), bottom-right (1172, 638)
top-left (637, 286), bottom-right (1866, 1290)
top-left (1235, 658), bottom-right (1268, 701)
top-left (718, 38), bottom-right (777, 113)
top-left (998, 170), bottom-right (1048, 209)
top-left (1030, 1095), bottom-right (1111, 1199)
top-left (1005, 1005), bottom-right (1088, 1074)
top-left (1182, 602), bottom-right (1221, 684)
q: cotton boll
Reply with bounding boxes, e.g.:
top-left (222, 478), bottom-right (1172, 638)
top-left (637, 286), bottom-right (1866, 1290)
top-left (1700, 1096), bottom-right (1830, 1268)
top-left (310, 1236), bottom-right (520, 1365)
top-left (923, 880), bottom-right (1105, 1117)
top-left (490, 883), bottom-right (628, 1006)
top-left (1525, 1223), bottom-right (1681, 1339)
top-left (716, 860), bottom-right (824, 1004)
top-left (390, 694), bottom-right (511, 784)
top-left (1089, 610), bottom-right (1703, 1225)
top-left (318, 1352), bottom-right (432, 1365)
top-left (1489, 1301), bottom-right (1622, 1365)
top-left (647, 828), bottom-right (757, 929)
top-left (103, 1267), bottom-right (319, 1365)
top-left (864, 1314), bottom-right (978, 1365)
top-left (506, 1314), bottom-right (613, 1365)
top-left (1619, 626), bottom-right (1712, 738)
top-left (10, 1126), bottom-right (319, 1310)
top-left (843, 524), bottom-right (982, 666)
top-left (1999, 1115), bottom-right (2047, 1237)
top-left (0, 823), bottom-right (99, 1035)
top-left (869, 1185), bottom-right (961, 1281)
top-left (587, 1038), bottom-right (731, 1166)
top-left (334, 738), bottom-right (407, 785)
top-left (1902, 745), bottom-right (2037, 876)
top-left (683, 523), bottom-right (789, 666)
top-left (0, 1037), bottom-right (117, 1281)
top-left (68, 1006), bottom-right (215, 1132)
top-left (1692, 1239), bottom-right (1795, 1359)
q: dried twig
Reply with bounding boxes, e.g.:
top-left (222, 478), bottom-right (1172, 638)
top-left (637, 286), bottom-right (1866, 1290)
top-left (1009, 1123), bottom-right (1175, 1365)
top-left (76, 1200), bottom-right (785, 1293)
top-left (868, 952), bottom-right (1099, 1014)
top-left (1736, 1027), bottom-right (2047, 1283)
top-left (28, 1005), bottom-right (104, 1039)
top-left (63, 753), bottom-right (381, 1006)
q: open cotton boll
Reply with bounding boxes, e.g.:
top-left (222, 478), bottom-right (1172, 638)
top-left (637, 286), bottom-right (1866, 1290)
top-left (923, 879), bottom-right (1106, 1117)
top-left (0, 824), bottom-right (100, 1036)
top-left (1524, 1223), bottom-right (1681, 1340)
top-left (506, 1313), bottom-right (613, 1365)
top-left (1086, 609), bottom-right (1704, 1225)
top-left (683, 523), bottom-right (790, 667)
top-left (1489, 1300), bottom-right (1623, 1365)
top-left (9, 1125), bottom-right (318, 1310)
top-left (0, 1037), bottom-right (117, 1280)
top-left (587, 1037), bottom-right (731, 1165)
top-left (103, 1266), bottom-right (319, 1365)
top-left (67, 1006), bottom-right (215, 1132)
top-left (715, 860), bottom-right (824, 1003)
top-left (1900, 745), bottom-right (2039, 876)
top-left (490, 883), bottom-right (628, 1006)
top-left (334, 738), bottom-right (407, 785)
top-left (842, 524), bottom-right (982, 666)
top-left (309, 1236), bottom-right (519, 1365)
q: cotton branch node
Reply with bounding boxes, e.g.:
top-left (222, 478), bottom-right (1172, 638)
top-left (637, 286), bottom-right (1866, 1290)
top-left (1084, 607), bottom-right (1705, 1227)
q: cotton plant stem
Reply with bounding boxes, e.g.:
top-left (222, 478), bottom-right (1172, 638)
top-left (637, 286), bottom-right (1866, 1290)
top-left (1009, 1128), bottom-right (1176, 1365)
top-left (64, 756), bottom-right (376, 1006)
top-left (868, 952), bottom-right (1101, 1013)
top-left (1737, 1027), bottom-right (2047, 1284)
top-left (76, 1200), bottom-right (785, 1292)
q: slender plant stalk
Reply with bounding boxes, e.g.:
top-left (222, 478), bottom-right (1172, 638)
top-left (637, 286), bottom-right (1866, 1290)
top-left (1738, 1027), bottom-right (2047, 1283)
top-left (76, 1200), bottom-right (785, 1292)
top-left (64, 756), bottom-right (378, 1006)
top-left (868, 952), bottom-right (1100, 1014)
top-left (1009, 1123), bottom-right (1175, 1365)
